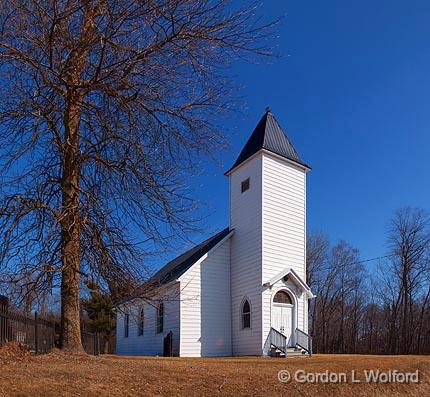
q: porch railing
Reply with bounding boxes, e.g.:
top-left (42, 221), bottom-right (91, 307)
top-left (269, 327), bottom-right (287, 355)
top-left (295, 328), bottom-right (312, 356)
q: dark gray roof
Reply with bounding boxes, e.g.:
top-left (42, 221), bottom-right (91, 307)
top-left (226, 110), bottom-right (310, 173)
top-left (149, 228), bottom-right (231, 286)
top-left (118, 228), bottom-right (231, 305)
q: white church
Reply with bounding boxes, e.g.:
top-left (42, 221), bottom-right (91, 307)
top-left (116, 110), bottom-right (315, 357)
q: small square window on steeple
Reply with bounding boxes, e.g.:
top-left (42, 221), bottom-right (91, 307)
top-left (241, 178), bottom-right (250, 193)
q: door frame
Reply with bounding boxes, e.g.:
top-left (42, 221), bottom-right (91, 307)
top-left (271, 287), bottom-right (297, 347)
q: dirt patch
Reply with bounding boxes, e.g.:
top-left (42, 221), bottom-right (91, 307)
top-left (0, 354), bottom-right (429, 396)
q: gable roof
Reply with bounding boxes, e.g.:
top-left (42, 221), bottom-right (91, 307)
top-left (149, 227), bottom-right (231, 287)
top-left (263, 267), bottom-right (315, 298)
top-left (226, 109), bottom-right (310, 174)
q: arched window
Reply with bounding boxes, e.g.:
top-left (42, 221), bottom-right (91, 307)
top-left (156, 302), bottom-right (164, 334)
top-left (241, 299), bottom-right (251, 329)
top-left (138, 308), bottom-right (144, 336)
top-left (273, 290), bottom-right (293, 304)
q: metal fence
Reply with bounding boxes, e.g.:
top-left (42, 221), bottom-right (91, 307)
top-left (0, 296), bottom-right (101, 355)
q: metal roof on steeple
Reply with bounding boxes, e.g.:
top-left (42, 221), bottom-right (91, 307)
top-left (226, 109), bottom-right (310, 174)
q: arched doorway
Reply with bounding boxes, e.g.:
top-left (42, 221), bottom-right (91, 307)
top-left (272, 290), bottom-right (295, 346)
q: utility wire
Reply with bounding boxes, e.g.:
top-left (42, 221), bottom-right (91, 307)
top-left (314, 253), bottom-right (396, 268)
top-left (349, 254), bottom-right (396, 266)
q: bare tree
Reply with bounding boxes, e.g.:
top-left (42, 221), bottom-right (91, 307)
top-left (306, 231), bottom-right (329, 288)
top-left (306, 231), bottom-right (329, 338)
top-left (0, 0), bottom-right (277, 351)
top-left (308, 208), bottom-right (430, 355)
top-left (385, 207), bottom-right (430, 353)
top-left (310, 240), bottom-right (364, 353)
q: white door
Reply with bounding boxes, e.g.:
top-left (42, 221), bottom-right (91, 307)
top-left (272, 290), bottom-right (295, 346)
top-left (272, 304), bottom-right (294, 346)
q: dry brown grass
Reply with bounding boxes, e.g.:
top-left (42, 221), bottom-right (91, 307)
top-left (0, 342), bottom-right (31, 364)
top-left (0, 352), bottom-right (429, 396)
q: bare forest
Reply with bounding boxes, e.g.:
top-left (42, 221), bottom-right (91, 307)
top-left (308, 207), bottom-right (430, 354)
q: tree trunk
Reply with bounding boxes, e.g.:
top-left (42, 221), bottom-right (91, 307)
top-left (339, 295), bottom-right (345, 354)
top-left (60, 95), bottom-right (83, 352)
top-left (58, 3), bottom-right (99, 352)
top-left (60, 245), bottom-right (82, 351)
top-left (415, 286), bottom-right (430, 354)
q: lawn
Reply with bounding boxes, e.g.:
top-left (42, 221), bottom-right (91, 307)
top-left (0, 348), bottom-right (429, 396)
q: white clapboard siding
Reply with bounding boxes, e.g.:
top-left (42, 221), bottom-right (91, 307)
top-left (262, 153), bottom-right (306, 281)
top-left (116, 283), bottom-right (180, 356)
top-left (261, 152), bottom-right (308, 345)
top-left (229, 154), bottom-right (263, 355)
top-left (179, 238), bottom-right (232, 357)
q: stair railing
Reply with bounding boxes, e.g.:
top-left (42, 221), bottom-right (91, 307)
top-left (269, 327), bottom-right (287, 356)
top-left (295, 328), bottom-right (312, 356)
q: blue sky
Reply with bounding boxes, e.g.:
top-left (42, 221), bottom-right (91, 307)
top-left (164, 0), bottom-right (430, 266)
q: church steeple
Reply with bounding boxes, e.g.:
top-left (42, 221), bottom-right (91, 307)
top-left (226, 109), bottom-right (310, 174)
top-left (227, 108), bottom-right (310, 355)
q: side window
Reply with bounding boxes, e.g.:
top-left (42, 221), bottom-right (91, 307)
top-left (124, 313), bottom-right (129, 338)
top-left (241, 299), bottom-right (251, 329)
top-left (156, 302), bottom-right (164, 334)
top-left (241, 178), bottom-right (250, 193)
top-left (138, 308), bottom-right (144, 336)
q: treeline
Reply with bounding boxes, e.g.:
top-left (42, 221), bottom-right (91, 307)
top-left (308, 207), bottom-right (430, 355)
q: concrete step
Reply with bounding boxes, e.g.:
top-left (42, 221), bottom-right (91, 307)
top-left (286, 351), bottom-right (307, 357)
top-left (269, 347), bottom-right (284, 357)
top-left (286, 347), bottom-right (308, 357)
top-left (270, 346), bottom-right (308, 358)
